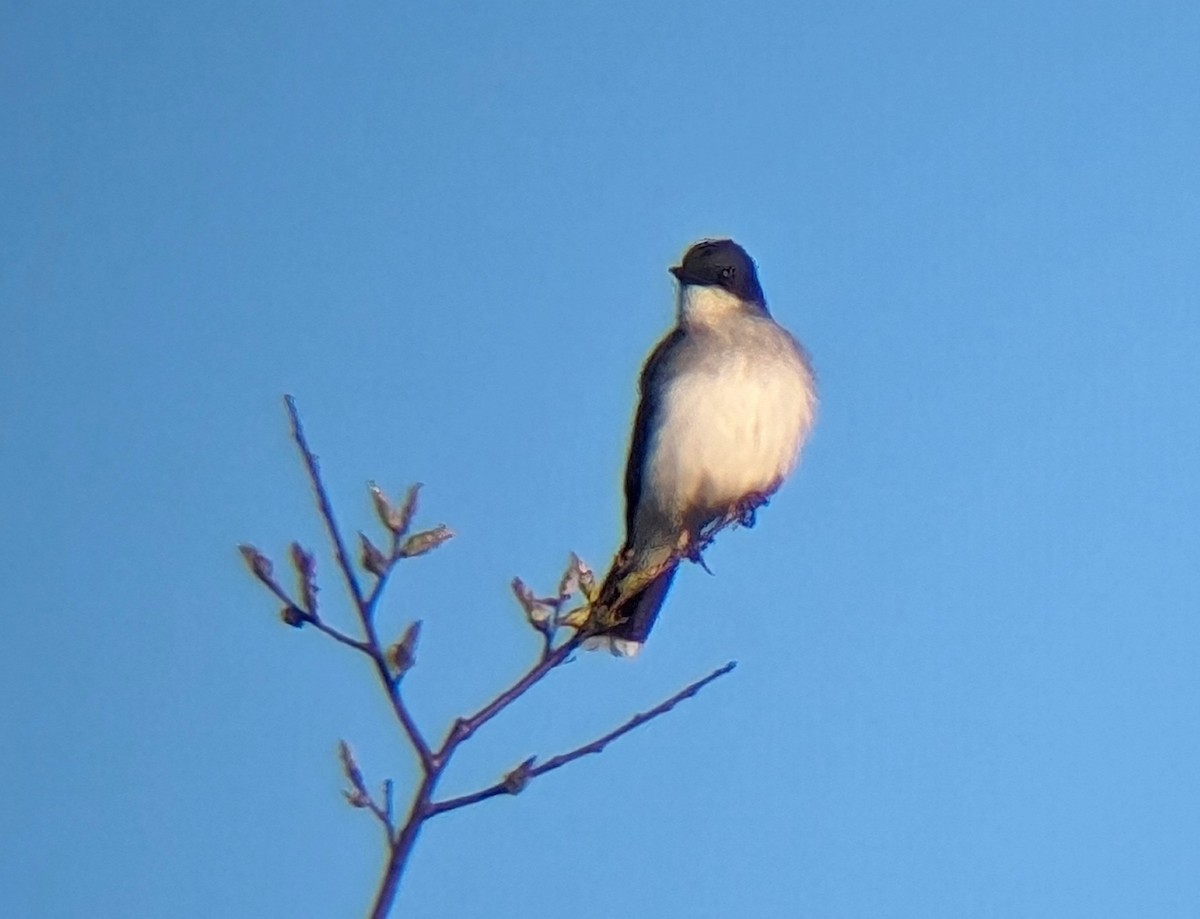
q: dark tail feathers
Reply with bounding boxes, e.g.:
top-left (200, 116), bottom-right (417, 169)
top-left (599, 563), bottom-right (678, 646)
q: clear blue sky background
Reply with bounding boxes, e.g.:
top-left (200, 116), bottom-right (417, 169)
top-left (4, 1), bottom-right (1199, 916)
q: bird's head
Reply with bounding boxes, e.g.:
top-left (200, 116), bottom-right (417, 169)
top-left (670, 239), bottom-right (766, 308)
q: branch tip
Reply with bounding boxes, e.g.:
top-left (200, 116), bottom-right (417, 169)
top-left (238, 544), bottom-right (274, 583)
top-left (251, 395), bottom-right (739, 919)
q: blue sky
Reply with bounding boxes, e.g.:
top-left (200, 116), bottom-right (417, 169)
top-left (4, 1), bottom-right (1200, 916)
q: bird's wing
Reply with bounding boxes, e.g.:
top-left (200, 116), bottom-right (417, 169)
top-left (622, 327), bottom-right (685, 540)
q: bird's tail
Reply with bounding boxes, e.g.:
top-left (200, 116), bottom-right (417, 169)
top-left (586, 551), bottom-right (678, 657)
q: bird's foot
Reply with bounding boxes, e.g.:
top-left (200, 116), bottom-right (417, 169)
top-left (678, 530), bottom-right (716, 575)
top-left (731, 490), bottom-right (772, 529)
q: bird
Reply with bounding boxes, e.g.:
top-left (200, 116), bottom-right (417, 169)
top-left (588, 238), bottom-right (817, 656)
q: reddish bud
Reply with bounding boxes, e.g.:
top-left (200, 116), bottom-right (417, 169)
top-left (370, 482), bottom-right (423, 536)
top-left (387, 620), bottom-right (422, 676)
top-left (393, 483), bottom-right (422, 537)
top-left (338, 739), bottom-right (367, 795)
top-left (359, 532), bottom-right (389, 577)
top-left (511, 576), bottom-right (553, 632)
top-left (398, 525), bottom-right (453, 558)
top-left (290, 542), bottom-right (318, 613)
top-left (502, 757), bottom-right (537, 795)
top-left (238, 544), bottom-right (275, 584)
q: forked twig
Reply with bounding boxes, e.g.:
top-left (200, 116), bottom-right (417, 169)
top-left (427, 659), bottom-right (737, 816)
top-left (240, 396), bottom-right (737, 918)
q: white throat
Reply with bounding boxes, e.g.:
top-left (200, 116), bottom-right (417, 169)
top-left (676, 285), bottom-right (753, 326)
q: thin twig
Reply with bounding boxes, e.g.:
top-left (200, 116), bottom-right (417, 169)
top-left (284, 395), bottom-right (367, 612)
top-left (308, 617), bottom-right (372, 653)
top-left (363, 547), bottom-right (398, 619)
top-left (426, 660), bottom-right (737, 816)
top-left (365, 799), bottom-right (393, 835)
top-left (366, 630), bottom-right (590, 914)
top-left (248, 398), bottom-right (741, 919)
top-left (441, 632), bottom-right (586, 755)
top-left (285, 395), bottom-right (434, 770)
top-left (381, 675), bottom-right (434, 772)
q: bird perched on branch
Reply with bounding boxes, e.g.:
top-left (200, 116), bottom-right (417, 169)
top-left (588, 239), bottom-right (817, 656)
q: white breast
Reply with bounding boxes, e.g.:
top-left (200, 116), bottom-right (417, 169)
top-left (641, 313), bottom-right (816, 533)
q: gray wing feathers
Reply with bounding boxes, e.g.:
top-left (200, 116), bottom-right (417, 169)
top-left (622, 327), bottom-right (684, 542)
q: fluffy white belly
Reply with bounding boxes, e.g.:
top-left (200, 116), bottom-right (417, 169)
top-left (645, 348), bottom-right (814, 522)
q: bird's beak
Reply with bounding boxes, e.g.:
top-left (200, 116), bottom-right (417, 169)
top-left (669, 265), bottom-right (684, 280)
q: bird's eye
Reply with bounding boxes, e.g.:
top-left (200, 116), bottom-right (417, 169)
top-left (720, 266), bottom-right (736, 280)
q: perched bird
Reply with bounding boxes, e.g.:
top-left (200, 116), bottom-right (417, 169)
top-left (589, 239), bottom-right (817, 656)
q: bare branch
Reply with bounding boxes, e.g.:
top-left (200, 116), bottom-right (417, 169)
top-left (283, 395), bottom-right (434, 771)
top-left (441, 633), bottom-right (584, 755)
top-left (284, 396), bottom-right (367, 613)
top-left (241, 398), bottom-right (740, 918)
top-left (426, 660), bottom-right (737, 816)
top-left (308, 617), bottom-right (371, 654)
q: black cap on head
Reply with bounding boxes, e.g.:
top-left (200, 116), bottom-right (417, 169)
top-left (669, 238), bottom-right (765, 306)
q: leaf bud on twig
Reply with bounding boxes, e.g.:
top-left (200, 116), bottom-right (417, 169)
top-left (238, 544), bottom-right (276, 585)
top-left (387, 620), bottom-right (422, 676)
top-left (369, 482), bottom-right (423, 536)
top-left (290, 542), bottom-right (318, 613)
top-left (502, 757), bottom-right (537, 795)
top-left (359, 532), bottom-right (389, 577)
top-left (511, 577), bottom-right (553, 633)
top-left (557, 552), bottom-right (596, 604)
top-left (398, 525), bottom-right (453, 558)
top-left (393, 483), bottom-right (421, 538)
top-left (343, 790), bottom-right (370, 808)
top-left (369, 483), bottom-right (395, 533)
top-left (573, 554), bottom-right (597, 602)
top-left (338, 739), bottom-right (368, 794)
